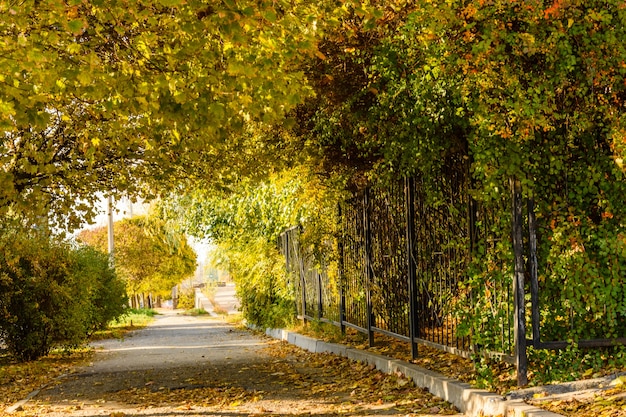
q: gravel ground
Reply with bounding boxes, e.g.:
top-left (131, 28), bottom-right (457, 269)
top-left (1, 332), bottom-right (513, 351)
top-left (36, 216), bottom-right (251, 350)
top-left (13, 310), bottom-right (460, 417)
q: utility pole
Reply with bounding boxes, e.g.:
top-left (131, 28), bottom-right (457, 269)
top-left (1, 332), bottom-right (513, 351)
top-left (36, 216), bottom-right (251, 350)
top-left (107, 195), bottom-right (114, 261)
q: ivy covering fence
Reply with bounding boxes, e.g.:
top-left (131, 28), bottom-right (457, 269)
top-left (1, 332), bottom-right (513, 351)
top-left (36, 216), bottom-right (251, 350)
top-left (282, 144), bottom-right (626, 385)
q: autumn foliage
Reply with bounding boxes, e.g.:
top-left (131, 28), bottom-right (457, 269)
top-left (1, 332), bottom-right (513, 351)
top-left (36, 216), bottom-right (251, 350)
top-left (3, 0), bottom-right (626, 379)
top-left (288, 0), bottom-right (626, 344)
top-left (78, 215), bottom-right (196, 305)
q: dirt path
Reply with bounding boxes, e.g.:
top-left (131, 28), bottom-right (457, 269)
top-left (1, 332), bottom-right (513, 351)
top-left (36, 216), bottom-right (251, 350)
top-left (17, 311), bottom-right (461, 417)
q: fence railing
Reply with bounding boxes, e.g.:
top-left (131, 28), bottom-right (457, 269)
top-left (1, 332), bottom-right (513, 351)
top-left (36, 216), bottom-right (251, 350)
top-left (281, 173), bottom-right (626, 386)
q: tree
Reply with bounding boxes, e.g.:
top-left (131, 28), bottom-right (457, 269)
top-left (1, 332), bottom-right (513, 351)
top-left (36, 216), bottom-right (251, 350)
top-left (6, 0), bottom-right (626, 347)
top-left (78, 214), bottom-right (196, 304)
top-left (159, 0), bottom-right (626, 343)
top-left (0, 0), bottom-right (338, 229)
top-left (287, 0), bottom-right (626, 344)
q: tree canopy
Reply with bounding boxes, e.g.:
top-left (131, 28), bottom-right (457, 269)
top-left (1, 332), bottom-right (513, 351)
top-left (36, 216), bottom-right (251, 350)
top-left (0, 0), bottom-right (337, 229)
top-left (6, 0), bottom-right (626, 380)
top-left (4, 1), bottom-right (626, 225)
top-left (154, 0), bottom-right (626, 345)
top-left (162, 168), bottom-right (340, 327)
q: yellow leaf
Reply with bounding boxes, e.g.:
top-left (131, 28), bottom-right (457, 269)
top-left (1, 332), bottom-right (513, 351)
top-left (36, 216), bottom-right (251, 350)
top-left (610, 376), bottom-right (626, 387)
top-left (315, 50), bottom-right (326, 60)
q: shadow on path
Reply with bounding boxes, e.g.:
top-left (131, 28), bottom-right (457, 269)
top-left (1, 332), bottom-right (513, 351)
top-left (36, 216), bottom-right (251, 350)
top-left (18, 311), bottom-right (460, 417)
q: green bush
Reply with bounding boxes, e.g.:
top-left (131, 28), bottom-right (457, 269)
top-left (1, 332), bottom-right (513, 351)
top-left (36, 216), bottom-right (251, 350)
top-left (71, 246), bottom-right (128, 335)
top-left (0, 228), bottom-right (128, 361)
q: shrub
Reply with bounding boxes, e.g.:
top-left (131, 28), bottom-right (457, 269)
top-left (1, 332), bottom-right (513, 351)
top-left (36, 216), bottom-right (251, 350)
top-left (71, 246), bottom-right (128, 335)
top-left (231, 238), bottom-right (296, 329)
top-left (0, 228), bottom-right (127, 361)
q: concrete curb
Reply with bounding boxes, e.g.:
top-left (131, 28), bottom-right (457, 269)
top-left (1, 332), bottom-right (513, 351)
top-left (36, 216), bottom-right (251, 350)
top-left (265, 328), bottom-right (565, 417)
top-left (5, 388), bottom-right (42, 414)
top-left (5, 373), bottom-right (68, 414)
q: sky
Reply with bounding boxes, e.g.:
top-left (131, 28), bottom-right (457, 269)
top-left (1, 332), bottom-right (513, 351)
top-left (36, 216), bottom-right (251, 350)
top-left (88, 194), bottom-right (149, 229)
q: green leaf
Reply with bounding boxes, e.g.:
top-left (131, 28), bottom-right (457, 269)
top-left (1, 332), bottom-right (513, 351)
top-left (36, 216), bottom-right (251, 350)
top-left (67, 19), bottom-right (85, 35)
top-left (76, 71), bottom-right (92, 86)
top-left (263, 9), bottom-right (278, 23)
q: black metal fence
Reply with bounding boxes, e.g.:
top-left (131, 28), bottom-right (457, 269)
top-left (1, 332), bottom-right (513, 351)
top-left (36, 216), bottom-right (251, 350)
top-left (280, 171), bottom-right (626, 385)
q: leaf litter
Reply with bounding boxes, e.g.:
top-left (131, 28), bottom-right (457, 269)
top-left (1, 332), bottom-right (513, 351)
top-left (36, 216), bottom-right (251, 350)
top-left (296, 325), bottom-right (626, 417)
top-left (0, 350), bottom-right (93, 412)
top-left (261, 340), bottom-right (459, 415)
top-left (5, 323), bottom-right (626, 417)
top-left (6, 335), bottom-right (461, 416)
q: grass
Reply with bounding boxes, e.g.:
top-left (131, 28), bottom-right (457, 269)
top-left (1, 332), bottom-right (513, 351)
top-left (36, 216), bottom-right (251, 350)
top-left (90, 308), bottom-right (158, 340)
top-left (211, 305), bottom-right (230, 315)
top-left (183, 308), bottom-right (210, 316)
top-left (224, 312), bottom-right (244, 325)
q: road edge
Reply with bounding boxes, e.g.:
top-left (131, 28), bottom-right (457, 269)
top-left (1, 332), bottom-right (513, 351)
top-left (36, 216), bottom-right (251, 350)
top-left (264, 327), bottom-right (564, 417)
top-left (5, 373), bottom-right (69, 414)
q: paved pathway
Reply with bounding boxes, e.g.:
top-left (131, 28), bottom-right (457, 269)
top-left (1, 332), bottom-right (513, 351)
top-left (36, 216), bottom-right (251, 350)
top-left (24, 311), bottom-right (268, 416)
top-left (18, 310), bottom-right (459, 417)
top-left (213, 283), bottom-right (239, 315)
top-left (195, 283), bottom-right (240, 316)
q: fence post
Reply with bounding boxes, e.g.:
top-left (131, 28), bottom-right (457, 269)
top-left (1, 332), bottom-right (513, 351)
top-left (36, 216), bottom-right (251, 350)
top-left (283, 231), bottom-right (298, 319)
top-left (510, 178), bottom-right (528, 386)
top-left (528, 198), bottom-right (540, 347)
top-left (317, 271), bottom-right (323, 320)
top-left (405, 177), bottom-right (419, 359)
top-left (338, 204), bottom-right (347, 334)
top-left (364, 187), bottom-right (375, 347)
top-left (293, 230), bottom-right (307, 326)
